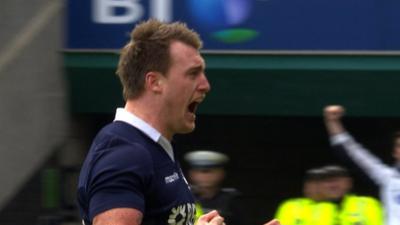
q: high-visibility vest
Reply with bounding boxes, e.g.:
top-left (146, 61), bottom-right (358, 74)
top-left (195, 202), bottom-right (204, 221)
top-left (275, 198), bottom-right (335, 225)
top-left (275, 195), bottom-right (384, 225)
top-left (336, 195), bottom-right (384, 225)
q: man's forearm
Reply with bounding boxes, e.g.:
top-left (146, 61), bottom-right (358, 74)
top-left (324, 119), bottom-right (345, 136)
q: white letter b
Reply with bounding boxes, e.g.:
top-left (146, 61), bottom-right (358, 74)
top-left (93, 0), bottom-right (144, 24)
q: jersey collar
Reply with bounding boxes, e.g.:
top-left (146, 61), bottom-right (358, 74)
top-left (114, 108), bottom-right (175, 161)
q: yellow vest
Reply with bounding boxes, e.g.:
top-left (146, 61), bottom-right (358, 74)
top-left (274, 195), bottom-right (384, 225)
top-left (195, 202), bottom-right (204, 222)
top-left (275, 198), bottom-right (334, 225)
top-left (336, 195), bottom-right (384, 225)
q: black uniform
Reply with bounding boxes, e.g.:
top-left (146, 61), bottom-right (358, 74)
top-left (195, 188), bottom-right (246, 225)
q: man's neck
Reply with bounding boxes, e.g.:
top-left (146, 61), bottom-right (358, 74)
top-left (124, 100), bottom-right (173, 141)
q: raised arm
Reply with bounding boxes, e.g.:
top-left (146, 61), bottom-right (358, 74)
top-left (323, 105), bottom-right (392, 185)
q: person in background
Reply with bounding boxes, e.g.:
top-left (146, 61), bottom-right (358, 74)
top-left (275, 168), bottom-right (332, 225)
top-left (324, 105), bottom-right (400, 225)
top-left (184, 150), bottom-right (247, 225)
top-left (319, 165), bottom-right (384, 225)
top-left (274, 165), bottom-right (384, 225)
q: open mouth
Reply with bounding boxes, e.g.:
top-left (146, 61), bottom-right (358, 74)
top-left (188, 101), bottom-right (199, 114)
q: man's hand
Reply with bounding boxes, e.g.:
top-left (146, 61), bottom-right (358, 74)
top-left (263, 219), bottom-right (280, 225)
top-left (196, 210), bottom-right (225, 225)
top-left (323, 105), bottom-right (346, 135)
top-left (324, 105), bottom-right (345, 121)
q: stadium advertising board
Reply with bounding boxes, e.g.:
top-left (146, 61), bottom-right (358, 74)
top-left (67, 0), bottom-right (400, 51)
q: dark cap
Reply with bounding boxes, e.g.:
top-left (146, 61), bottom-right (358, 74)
top-left (304, 168), bottom-right (327, 181)
top-left (321, 165), bottom-right (350, 178)
top-left (184, 151), bottom-right (229, 168)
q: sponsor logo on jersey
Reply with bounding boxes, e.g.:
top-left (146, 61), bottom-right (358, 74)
top-left (165, 172), bottom-right (179, 184)
top-left (168, 203), bottom-right (196, 225)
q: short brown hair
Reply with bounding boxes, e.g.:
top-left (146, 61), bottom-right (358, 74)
top-left (116, 19), bottom-right (202, 100)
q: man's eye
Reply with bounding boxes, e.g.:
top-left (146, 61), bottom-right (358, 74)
top-left (189, 71), bottom-right (199, 77)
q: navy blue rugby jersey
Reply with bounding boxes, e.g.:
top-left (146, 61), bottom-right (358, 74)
top-left (77, 121), bottom-right (196, 225)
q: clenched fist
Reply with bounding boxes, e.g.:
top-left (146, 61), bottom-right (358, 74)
top-left (323, 105), bottom-right (346, 135)
top-left (196, 210), bottom-right (225, 225)
top-left (324, 105), bottom-right (345, 121)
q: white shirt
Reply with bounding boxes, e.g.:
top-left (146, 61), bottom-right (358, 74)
top-left (331, 132), bottom-right (400, 225)
top-left (114, 108), bottom-right (175, 161)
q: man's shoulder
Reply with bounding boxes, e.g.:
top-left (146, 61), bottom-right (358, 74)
top-left (87, 122), bottom-right (155, 167)
top-left (92, 121), bottom-right (155, 149)
top-left (97, 121), bottom-right (148, 142)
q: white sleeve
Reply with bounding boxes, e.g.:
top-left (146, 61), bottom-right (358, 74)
top-left (330, 132), bottom-right (392, 186)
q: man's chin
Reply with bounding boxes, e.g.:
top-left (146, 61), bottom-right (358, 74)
top-left (178, 124), bottom-right (196, 134)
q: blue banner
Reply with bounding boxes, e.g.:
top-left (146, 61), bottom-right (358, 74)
top-left (66, 0), bottom-right (400, 51)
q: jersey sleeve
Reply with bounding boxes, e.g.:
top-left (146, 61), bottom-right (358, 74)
top-left (330, 132), bottom-right (392, 186)
top-left (86, 141), bottom-right (154, 221)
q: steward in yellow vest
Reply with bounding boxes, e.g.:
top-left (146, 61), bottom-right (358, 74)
top-left (275, 195), bottom-right (383, 225)
top-left (321, 166), bottom-right (384, 225)
top-left (275, 168), bottom-right (336, 225)
top-left (274, 166), bottom-right (384, 225)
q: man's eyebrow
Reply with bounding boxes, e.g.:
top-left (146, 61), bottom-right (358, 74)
top-left (187, 65), bottom-right (204, 73)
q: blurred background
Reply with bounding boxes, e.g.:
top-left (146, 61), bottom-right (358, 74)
top-left (1, 0), bottom-right (400, 224)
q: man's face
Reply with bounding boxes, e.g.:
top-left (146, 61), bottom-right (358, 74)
top-left (188, 168), bottom-right (225, 189)
top-left (319, 176), bottom-right (352, 201)
top-left (303, 181), bottom-right (321, 201)
top-left (161, 41), bottom-right (210, 135)
top-left (393, 137), bottom-right (400, 163)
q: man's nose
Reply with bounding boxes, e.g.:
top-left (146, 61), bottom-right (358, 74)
top-left (198, 73), bottom-right (211, 93)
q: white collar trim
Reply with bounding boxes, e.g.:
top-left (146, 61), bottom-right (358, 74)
top-left (114, 108), bottom-right (161, 142)
top-left (114, 108), bottom-right (174, 161)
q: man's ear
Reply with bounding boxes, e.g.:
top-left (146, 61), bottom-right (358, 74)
top-left (145, 71), bottom-right (164, 93)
